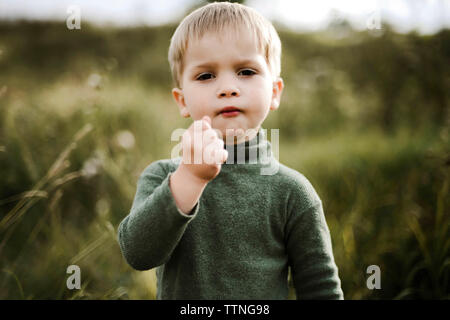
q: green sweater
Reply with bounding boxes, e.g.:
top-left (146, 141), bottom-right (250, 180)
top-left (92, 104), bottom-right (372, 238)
top-left (118, 129), bottom-right (344, 300)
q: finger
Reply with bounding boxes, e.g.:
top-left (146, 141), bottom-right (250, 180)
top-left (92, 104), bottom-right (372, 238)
top-left (191, 118), bottom-right (209, 137)
top-left (204, 130), bottom-right (224, 148)
top-left (201, 115), bottom-right (211, 131)
top-left (211, 140), bottom-right (226, 164)
top-left (203, 128), bottom-right (217, 145)
top-left (215, 137), bottom-right (224, 149)
top-left (203, 139), bottom-right (223, 165)
top-left (220, 149), bottom-right (228, 163)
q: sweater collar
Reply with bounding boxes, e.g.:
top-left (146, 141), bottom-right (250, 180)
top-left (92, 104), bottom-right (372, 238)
top-left (222, 128), bottom-right (273, 166)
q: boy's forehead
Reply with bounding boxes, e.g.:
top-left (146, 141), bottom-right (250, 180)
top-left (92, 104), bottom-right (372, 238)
top-left (184, 30), bottom-right (265, 68)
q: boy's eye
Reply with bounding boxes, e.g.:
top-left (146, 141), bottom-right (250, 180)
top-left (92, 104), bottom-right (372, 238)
top-left (195, 69), bottom-right (256, 81)
top-left (238, 69), bottom-right (256, 76)
top-left (196, 73), bottom-right (214, 81)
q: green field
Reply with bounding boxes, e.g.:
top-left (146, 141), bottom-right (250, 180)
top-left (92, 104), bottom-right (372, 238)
top-left (0, 21), bottom-right (448, 299)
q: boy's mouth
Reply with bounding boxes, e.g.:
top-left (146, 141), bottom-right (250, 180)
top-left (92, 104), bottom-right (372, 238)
top-left (219, 106), bottom-right (242, 117)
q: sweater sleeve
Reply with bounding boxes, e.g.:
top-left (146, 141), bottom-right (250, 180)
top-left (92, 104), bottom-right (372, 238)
top-left (117, 161), bottom-right (200, 271)
top-left (286, 184), bottom-right (344, 300)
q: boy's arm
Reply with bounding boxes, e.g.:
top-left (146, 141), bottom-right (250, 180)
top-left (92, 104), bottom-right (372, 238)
top-left (170, 162), bottom-right (209, 214)
top-left (117, 161), bottom-right (205, 271)
top-left (286, 197), bottom-right (344, 300)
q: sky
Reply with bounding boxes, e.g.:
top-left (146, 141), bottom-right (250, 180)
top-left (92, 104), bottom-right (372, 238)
top-left (0, 0), bottom-right (449, 34)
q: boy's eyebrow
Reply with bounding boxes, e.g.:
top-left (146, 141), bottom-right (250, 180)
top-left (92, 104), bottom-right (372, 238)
top-left (190, 59), bottom-right (261, 71)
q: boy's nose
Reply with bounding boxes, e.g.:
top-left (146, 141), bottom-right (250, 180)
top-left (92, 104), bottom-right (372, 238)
top-left (217, 86), bottom-right (240, 98)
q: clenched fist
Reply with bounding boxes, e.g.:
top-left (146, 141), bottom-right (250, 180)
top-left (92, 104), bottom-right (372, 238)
top-left (180, 115), bottom-right (228, 183)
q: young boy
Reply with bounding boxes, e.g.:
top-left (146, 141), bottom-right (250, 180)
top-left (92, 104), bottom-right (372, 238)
top-left (118, 2), bottom-right (344, 300)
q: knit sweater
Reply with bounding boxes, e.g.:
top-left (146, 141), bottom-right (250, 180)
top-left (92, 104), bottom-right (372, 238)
top-left (117, 128), bottom-right (344, 300)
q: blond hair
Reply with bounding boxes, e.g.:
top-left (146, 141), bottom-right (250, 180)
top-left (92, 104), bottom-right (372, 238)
top-left (168, 2), bottom-right (281, 88)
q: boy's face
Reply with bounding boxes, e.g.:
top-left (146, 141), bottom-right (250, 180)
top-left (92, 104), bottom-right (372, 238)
top-left (172, 28), bottom-right (283, 144)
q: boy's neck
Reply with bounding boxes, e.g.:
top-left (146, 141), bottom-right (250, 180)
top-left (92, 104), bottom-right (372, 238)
top-left (222, 127), bottom-right (273, 165)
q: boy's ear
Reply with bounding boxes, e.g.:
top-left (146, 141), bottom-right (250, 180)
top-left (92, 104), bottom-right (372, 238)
top-left (172, 88), bottom-right (190, 118)
top-left (270, 77), bottom-right (284, 111)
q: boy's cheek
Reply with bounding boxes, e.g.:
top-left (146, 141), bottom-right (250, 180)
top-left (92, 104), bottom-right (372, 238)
top-left (184, 103), bottom-right (208, 120)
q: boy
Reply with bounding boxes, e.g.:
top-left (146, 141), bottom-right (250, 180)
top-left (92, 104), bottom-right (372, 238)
top-left (118, 2), bottom-right (344, 300)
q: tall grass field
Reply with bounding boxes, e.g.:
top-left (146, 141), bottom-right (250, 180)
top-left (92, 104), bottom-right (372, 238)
top-left (0, 21), bottom-right (448, 299)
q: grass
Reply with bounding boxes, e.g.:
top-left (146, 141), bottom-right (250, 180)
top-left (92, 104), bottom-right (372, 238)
top-left (0, 22), bottom-right (448, 300)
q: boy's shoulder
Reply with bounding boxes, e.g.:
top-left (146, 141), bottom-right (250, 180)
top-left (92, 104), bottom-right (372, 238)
top-left (139, 157), bottom-right (181, 178)
top-left (270, 161), bottom-right (322, 210)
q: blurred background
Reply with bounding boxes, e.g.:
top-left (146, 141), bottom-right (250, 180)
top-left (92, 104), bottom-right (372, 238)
top-left (0, 0), bottom-right (448, 299)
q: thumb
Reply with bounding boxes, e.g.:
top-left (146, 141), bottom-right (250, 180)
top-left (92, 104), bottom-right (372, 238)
top-left (201, 115), bottom-right (211, 130)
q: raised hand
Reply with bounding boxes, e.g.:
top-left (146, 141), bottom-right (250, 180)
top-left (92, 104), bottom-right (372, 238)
top-left (180, 115), bottom-right (228, 183)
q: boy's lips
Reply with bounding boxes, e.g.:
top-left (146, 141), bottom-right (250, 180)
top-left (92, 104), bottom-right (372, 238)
top-left (218, 106), bottom-right (242, 117)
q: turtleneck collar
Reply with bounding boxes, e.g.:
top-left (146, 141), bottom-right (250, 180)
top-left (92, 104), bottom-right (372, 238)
top-left (222, 128), bottom-right (273, 166)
